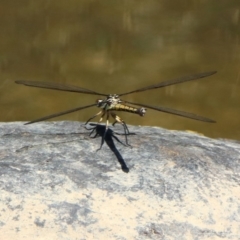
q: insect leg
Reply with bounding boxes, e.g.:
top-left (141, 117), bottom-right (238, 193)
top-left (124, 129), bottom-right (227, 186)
top-left (85, 110), bottom-right (104, 136)
top-left (111, 113), bottom-right (131, 146)
top-left (97, 111), bottom-right (110, 151)
top-left (85, 110), bottom-right (103, 126)
top-left (87, 112), bottom-right (106, 137)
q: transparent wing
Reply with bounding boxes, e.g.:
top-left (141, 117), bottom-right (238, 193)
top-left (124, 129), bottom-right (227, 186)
top-left (124, 100), bottom-right (215, 123)
top-left (25, 103), bottom-right (96, 125)
top-left (15, 80), bottom-right (108, 96)
top-left (119, 71), bottom-right (216, 96)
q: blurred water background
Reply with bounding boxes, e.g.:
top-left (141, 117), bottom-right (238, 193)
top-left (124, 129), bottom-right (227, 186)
top-left (0, 0), bottom-right (239, 140)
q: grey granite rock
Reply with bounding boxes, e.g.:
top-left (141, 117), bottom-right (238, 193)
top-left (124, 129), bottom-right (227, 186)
top-left (0, 121), bottom-right (239, 239)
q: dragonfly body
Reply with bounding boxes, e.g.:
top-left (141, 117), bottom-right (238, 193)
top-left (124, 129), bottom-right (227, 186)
top-left (85, 94), bottom-right (147, 148)
top-left (15, 71), bottom-right (216, 149)
top-left (97, 94), bottom-right (146, 116)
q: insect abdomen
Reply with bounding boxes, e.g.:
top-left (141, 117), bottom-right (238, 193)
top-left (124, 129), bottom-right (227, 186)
top-left (112, 104), bottom-right (146, 116)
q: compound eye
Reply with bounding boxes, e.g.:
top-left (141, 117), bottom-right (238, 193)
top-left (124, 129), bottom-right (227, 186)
top-left (96, 99), bottom-right (103, 107)
top-left (139, 108), bottom-right (146, 116)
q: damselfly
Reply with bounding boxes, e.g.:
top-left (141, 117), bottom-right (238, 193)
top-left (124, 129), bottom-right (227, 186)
top-left (15, 71), bottom-right (216, 149)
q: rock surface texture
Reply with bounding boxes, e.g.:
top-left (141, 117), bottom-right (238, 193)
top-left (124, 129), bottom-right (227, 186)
top-left (0, 121), bottom-right (240, 239)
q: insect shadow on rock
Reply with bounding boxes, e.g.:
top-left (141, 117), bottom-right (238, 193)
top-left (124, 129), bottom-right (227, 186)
top-left (87, 123), bottom-right (134, 172)
top-left (15, 71), bottom-right (217, 150)
top-left (85, 123), bottom-right (136, 150)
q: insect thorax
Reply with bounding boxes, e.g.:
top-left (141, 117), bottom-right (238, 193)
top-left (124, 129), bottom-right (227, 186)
top-left (97, 94), bottom-right (146, 116)
top-left (97, 94), bottom-right (122, 110)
